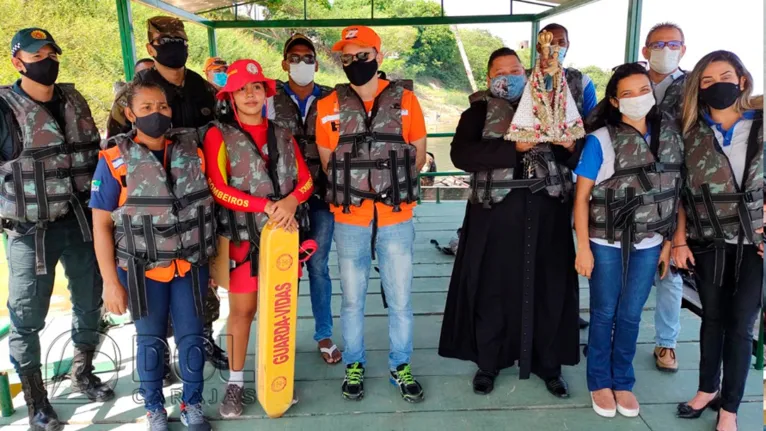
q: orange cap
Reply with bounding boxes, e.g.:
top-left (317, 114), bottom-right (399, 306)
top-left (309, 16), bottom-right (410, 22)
top-left (332, 25), bottom-right (381, 52)
top-left (204, 57), bottom-right (227, 72)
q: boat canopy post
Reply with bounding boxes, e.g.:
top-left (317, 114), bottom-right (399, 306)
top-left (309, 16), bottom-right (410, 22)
top-left (116, 0), bottom-right (137, 81)
top-left (530, 19), bottom-right (540, 68)
top-left (624, 0), bottom-right (643, 63)
top-left (208, 27), bottom-right (217, 57)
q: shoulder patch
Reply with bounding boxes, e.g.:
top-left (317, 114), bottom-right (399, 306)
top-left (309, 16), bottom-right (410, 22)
top-left (91, 179), bottom-right (101, 192)
top-left (111, 157), bottom-right (124, 169)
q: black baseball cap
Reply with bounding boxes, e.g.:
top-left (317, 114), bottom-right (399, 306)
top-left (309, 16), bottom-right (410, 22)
top-left (10, 28), bottom-right (62, 57)
top-left (283, 33), bottom-right (316, 58)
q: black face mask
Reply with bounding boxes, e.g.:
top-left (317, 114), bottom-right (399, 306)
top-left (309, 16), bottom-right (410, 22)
top-left (699, 82), bottom-right (741, 110)
top-left (134, 112), bottom-right (172, 139)
top-left (21, 57), bottom-right (59, 86)
top-left (343, 59), bottom-right (379, 86)
top-left (152, 41), bottom-right (188, 69)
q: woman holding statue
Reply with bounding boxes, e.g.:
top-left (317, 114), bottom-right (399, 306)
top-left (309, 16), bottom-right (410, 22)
top-left (439, 35), bottom-right (584, 399)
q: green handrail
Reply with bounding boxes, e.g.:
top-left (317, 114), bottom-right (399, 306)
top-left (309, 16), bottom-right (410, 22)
top-left (426, 132), bottom-right (455, 138)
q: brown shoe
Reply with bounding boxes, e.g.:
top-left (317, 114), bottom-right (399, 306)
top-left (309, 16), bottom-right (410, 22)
top-left (654, 347), bottom-right (678, 373)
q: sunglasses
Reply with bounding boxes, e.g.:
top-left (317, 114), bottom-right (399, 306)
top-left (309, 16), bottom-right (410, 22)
top-left (286, 53), bottom-right (316, 65)
top-left (340, 50), bottom-right (376, 67)
top-left (152, 37), bottom-right (187, 46)
top-left (647, 40), bottom-right (683, 51)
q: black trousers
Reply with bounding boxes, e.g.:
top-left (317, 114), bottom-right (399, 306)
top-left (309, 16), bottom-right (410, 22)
top-left (694, 243), bottom-right (762, 413)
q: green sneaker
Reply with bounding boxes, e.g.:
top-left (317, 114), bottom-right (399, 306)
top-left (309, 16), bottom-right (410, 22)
top-left (390, 363), bottom-right (424, 403)
top-left (341, 362), bottom-right (365, 400)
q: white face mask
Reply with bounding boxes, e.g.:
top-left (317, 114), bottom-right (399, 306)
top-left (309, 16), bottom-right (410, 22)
top-left (618, 92), bottom-right (656, 121)
top-left (289, 62), bottom-right (315, 87)
top-left (649, 47), bottom-right (681, 75)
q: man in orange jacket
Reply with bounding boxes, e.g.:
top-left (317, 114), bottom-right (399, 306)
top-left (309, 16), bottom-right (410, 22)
top-left (317, 25), bottom-right (427, 403)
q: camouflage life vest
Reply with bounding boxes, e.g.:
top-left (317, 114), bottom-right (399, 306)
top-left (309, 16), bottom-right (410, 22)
top-left (657, 72), bottom-right (687, 120)
top-left (681, 111), bottom-right (763, 285)
top-left (467, 90), bottom-right (574, 207)
top-left (105, 128), bottom-right (215, 319)
top-left (327, 80), bottom-right (419, 212)
top-left (0, 84), bottom-right (100, 275)
top-left (565, 68), bottom-right (585, 117)
top-left (271, 81), bottom-right (332, 198)
top-left (213, 120), bottom-right (300, 276)
top-left (588, 114), bottom-right (684, 285)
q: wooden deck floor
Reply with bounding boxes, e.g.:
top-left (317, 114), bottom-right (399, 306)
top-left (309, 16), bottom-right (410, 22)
top-left (0, 202), bottom-right (762, 430)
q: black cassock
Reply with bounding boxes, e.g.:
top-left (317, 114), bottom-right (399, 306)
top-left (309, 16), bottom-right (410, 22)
top-left (438, 101), bottom-right (581, 379)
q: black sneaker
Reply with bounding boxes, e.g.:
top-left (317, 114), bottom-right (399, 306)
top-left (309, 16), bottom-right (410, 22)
top-left (204, 337), bottom-right (229, 370)
top-left (390, 363), bottom-right (424, 403)
top-left (341, 362), bottom-right (365, 401)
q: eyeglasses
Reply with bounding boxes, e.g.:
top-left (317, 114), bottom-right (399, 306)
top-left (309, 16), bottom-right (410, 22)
top-left (340, 50), bottom-right (376, 67)
top-left (647, 40), bottom-right (683, 51)
top-left (286, 53), bottom-right (316, 65)
top-left (611, 61), bottom-right (648, 72)
top-left (152, 37), bottom-right (187, 46)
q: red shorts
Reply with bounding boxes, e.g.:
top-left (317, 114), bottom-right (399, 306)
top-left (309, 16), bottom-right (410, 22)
top-left (229, 241), bottom-right (258, 294)
top-left (228, 241), bottom-right (305, 294)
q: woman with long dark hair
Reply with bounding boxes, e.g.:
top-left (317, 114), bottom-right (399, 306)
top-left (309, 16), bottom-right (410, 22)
top-left (674, 50), bottom-right (763, 431)
top-left (573, 63), bottom-right (682, 418)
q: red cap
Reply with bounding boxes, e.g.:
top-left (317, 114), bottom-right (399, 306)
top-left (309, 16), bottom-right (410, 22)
top-left (216, 59), bottom-right (276, 100)
top-left (332, 26), bottom-right (381, 52)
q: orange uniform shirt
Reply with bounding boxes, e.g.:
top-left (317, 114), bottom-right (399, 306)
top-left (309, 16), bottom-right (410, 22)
top-left (315, 79), bottom-right (426, 227)
top-left (100, 141), bottom-right (206, 282)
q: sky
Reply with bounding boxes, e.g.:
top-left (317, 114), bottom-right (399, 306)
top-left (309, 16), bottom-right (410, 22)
top-left (438, 0), bottom-right (764, 92)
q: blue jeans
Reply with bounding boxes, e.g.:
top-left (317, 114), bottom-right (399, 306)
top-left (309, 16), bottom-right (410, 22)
top-left (334, 220), bottom-right (414, 370)
top-left (306, 198), bottom-right (335, 342)
top-left (587, 243), bottom-right (661, 391)
top-left (117, 267), bottom-right (207, 412)
top-left (653, 268), bottom-right (682, 348)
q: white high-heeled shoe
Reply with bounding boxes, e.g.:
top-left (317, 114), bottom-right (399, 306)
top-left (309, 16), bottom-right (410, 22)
top-left (591, 392), bottom-right (617, 418)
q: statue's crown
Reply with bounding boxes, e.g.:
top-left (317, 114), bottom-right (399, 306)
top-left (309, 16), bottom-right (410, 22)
top-left (538, 30), bottom-right (553, 47)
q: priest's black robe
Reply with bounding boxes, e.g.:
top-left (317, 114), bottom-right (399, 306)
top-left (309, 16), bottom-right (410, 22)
top-left (438, 99), bottom-right (582, 379)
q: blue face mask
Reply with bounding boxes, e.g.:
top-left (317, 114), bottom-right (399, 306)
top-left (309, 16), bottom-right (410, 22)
top-left (489, 74), bottom-right (526, 102)
top-left (557, 46), bottom-right (568, 64)
top-left (212, 71), bottom-right (228, 88)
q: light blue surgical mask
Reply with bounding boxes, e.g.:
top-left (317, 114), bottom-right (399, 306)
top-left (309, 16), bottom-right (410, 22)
top-left (489, 74), bottom-right (526, 102)
top-left (557, 46), bottom-right (568, 64)
top-left (212, 71), bottom-right (228, 88)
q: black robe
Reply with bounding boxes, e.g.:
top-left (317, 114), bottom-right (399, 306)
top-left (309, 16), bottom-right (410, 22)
top-left (438, 100), bottom-right (582, 379)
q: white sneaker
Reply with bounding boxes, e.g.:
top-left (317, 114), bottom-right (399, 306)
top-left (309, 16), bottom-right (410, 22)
top-left (591, 392), bottom-right (616, 418)
top-left (616, 402), bottom-right (640, 417)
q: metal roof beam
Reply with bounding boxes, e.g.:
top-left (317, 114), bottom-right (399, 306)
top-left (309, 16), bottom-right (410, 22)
top-left (210, 13), bottom-right (537, 28)
top-left (532, 0), bottom-right (602, 20)
top-left (132, 0), bottom-right (215, 27)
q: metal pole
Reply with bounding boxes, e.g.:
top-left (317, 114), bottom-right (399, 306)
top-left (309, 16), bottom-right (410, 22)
top-left (624, 0), bottom-right (643, 63)
top-left (530, 20), bottom-right (540, 69)
top-left (115, 0), bottom-right (137, 81)
top-left (207, 27), bottom-right (217, 57)
top-left (304, 0), bottom-right (307, 20)
top-left (755, 312), bottom-right (764, 370)
top-left (0, 372), bottom-right (14, 417)
top-left (441, 0), bottom-right (444, 17)
top-left (371, 0), bottom-right (374, 19)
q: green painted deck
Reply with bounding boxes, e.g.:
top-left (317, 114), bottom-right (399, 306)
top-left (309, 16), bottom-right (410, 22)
top-left (0, 202), bottom-right (761, 430)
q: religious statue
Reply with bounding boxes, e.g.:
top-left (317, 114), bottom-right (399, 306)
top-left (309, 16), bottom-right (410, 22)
top-left (505, 30), bottom-right (585, 145)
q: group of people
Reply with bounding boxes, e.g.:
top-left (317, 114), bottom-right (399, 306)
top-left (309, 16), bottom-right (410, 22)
top-left (1, 17), bottom-right (427, 431)
top-left (0, 14), bottom-right (760, 431)
top-left (441, 22), bottom-right (761, 431)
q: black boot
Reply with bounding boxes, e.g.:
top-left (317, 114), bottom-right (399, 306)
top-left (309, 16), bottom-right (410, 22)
top-left (69, 348), bottom-right (115, 402)
top-left (578, 317), bottom-right (589, 329)
top-left (163, 348), bottom-right (174, 387)
top-left (21, 371), bottom-right (63, 431)
top-left (202, 324), bottom-right (229, 370)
